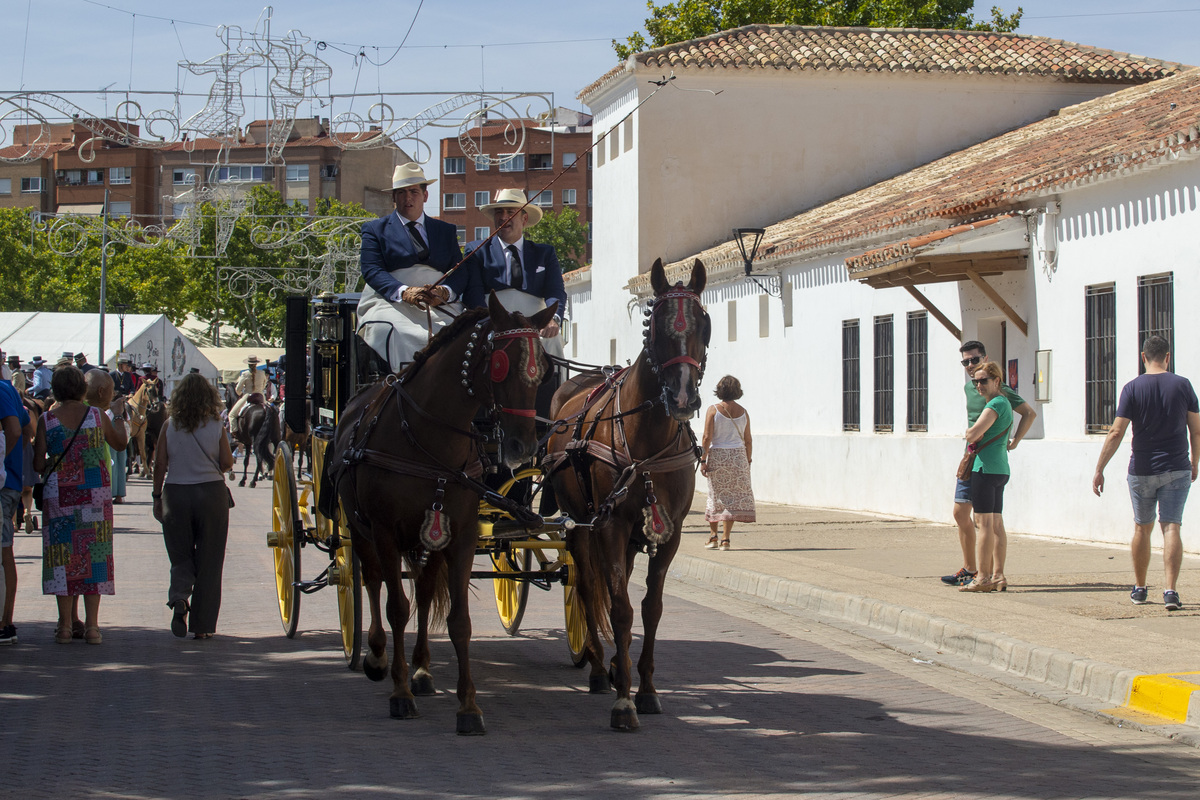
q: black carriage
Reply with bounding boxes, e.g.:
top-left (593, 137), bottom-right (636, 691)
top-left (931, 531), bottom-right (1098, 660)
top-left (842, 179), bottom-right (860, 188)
top-left (266, 292), bottom-right (588, 670)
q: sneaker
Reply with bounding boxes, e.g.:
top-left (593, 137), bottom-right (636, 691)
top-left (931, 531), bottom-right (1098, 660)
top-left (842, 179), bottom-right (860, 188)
top-left (941, 568), bottom-right (977, 586)
top-left (0, 625), bottom-right (16, 645)
top-left (1130, 586), bottom-right (1148, 604)
top-left (1164, 590), bottom-right (1183, 611)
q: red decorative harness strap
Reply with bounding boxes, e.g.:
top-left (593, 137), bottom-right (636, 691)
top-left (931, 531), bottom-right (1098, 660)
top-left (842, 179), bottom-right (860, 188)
top-left (491, 326), bottom-right (542, 417)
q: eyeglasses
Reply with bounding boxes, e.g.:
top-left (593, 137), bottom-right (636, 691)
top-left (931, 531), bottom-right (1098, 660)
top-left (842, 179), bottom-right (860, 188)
top-left (971, 377), bottom-right (993, 386)
top-left (960, 356), bottom-right (983, 367)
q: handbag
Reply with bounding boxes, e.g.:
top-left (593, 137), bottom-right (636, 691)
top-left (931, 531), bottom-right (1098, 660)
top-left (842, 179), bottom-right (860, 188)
top-left (33, 414), bottom-right (87, 511)
top-left (956, 430), bottom-right (1007, 481)
top-left (188, 426), bottom-right (235, 508)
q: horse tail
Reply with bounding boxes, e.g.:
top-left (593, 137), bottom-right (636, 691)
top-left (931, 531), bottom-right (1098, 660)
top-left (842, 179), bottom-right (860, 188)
top-left (572, 532), bottom-right (614, 644)
top-left (404, 553), bottom-right (450, 628)
top-left (254, 405), bottom-right (277, 463)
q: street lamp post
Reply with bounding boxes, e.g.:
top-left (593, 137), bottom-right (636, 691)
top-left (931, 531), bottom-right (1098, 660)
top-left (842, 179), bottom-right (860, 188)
top-left (114, 303), bottom-right (129, 351)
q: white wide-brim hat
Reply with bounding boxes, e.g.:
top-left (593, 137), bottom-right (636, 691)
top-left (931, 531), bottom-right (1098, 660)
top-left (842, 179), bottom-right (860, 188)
top-left (391, 162), bottom-right (435, 190)
top-left (117, 353), bottom-right (132, 364)
top-left (245, 355), bottom-right (260, 364)
top-left (480, 188), bottom-right (542, 227)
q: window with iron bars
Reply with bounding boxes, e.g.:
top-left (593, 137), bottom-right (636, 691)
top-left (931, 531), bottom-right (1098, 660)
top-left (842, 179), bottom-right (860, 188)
top-left (1137, 273), bottom-right (1174, 374)
top-left (907, 311), bottom-right (928, 431)
top-left (874, 315), bottom-right (894, 432)
top-left (842, 320), bottom-right (860, 431)
top-left (1085, 284), bottom-right (1117, 433)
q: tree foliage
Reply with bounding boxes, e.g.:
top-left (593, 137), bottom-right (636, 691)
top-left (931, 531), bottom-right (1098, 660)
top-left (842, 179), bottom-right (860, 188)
top-left (614, 1), bottom-right (1023, 59)
top-left (525, 207), bottom-right (590, 273)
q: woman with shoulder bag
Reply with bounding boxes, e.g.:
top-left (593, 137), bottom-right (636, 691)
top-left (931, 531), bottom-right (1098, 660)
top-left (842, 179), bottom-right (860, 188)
top-left (152, 374), bottom-right (235, 639)
top-left (960, 361), bottom-right (1014, 593)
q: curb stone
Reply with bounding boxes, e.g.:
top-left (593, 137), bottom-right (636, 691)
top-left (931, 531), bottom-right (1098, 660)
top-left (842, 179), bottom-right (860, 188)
top-left (647, 552), bottom-right (1200, 749)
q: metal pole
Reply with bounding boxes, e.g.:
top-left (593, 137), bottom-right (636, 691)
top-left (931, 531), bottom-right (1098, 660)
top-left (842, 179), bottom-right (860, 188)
top-left (98, 189), bottom-right (110, 361)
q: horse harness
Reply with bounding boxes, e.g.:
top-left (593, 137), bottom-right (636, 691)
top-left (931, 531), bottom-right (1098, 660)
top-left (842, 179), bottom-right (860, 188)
top-left (337, 318), bottom-right (546, 559)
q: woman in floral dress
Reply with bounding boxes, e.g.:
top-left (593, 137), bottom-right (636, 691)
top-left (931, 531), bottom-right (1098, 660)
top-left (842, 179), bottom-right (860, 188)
top-left (34, 366), bottom-right (127, 644)
top-left (700, 375), bottom-right (755, 550)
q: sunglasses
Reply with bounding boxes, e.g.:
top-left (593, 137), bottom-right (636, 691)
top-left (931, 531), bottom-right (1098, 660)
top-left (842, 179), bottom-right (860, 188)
top-left (960, 356), bottom-right (983, 367)
top-left (971, 376), bottom-right (995, 386)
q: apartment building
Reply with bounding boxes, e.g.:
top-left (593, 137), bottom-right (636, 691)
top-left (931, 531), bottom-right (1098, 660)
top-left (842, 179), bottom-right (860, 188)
top-left (439, 109), bottom-right (593, 264)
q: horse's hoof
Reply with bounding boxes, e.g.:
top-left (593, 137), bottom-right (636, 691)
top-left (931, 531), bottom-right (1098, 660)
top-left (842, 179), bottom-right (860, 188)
top-left (456, 712), bottom-right (486, 736)
top-left (635, 693), bottom-right (662, 715)
top-left (249, 481), bottom-right (257, 488)
top-left (411, 670), bottom-right (436, 696)
top-left (610, 699), bottom-right (640, 731)
top-left (589, 673), bottom-right (611, 694)
top-left (389, 697), bottom-right (420, 719)
top-left (238, 480), bottom-right (246, 488)
top-left (363, 658), bottom-right (387, 683)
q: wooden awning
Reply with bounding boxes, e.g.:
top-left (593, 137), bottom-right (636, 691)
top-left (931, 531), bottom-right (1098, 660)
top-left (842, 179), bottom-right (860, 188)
top-left (846, 216), bottom-right (1030, 339)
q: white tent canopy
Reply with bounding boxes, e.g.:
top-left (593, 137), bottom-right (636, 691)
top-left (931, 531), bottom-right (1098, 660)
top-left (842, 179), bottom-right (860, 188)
top-left (197, 346), bottom-right (285, 384)
top-left (0, 312), bottom-right (218, 392)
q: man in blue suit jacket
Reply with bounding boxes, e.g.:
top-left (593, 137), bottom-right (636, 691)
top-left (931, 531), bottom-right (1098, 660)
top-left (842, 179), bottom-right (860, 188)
top-left (460, 188), bottom-right (566, 341)
top-left (359, 162), bottom-right (467, 305)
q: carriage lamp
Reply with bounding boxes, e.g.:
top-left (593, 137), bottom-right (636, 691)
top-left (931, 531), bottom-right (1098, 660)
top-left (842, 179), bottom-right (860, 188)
top-left (312, 292), bottom-right (343, 345)
top-left (733, 227), bottom-right (781, 297)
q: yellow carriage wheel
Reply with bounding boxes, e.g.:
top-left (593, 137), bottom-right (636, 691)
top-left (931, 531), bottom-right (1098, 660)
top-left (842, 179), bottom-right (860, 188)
top-left (562, 553), bottom-right (589, 667)
top-left (270, 442), bottom-right (301, 638)
top-left (330, 524), bottom-right (363, 671)
top-left (492, 547), bottom-right (531, 635)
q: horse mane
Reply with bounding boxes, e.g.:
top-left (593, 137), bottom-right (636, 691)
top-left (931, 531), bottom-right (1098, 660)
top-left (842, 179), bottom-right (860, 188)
top-left (400, 307), bottom-right (491, 383)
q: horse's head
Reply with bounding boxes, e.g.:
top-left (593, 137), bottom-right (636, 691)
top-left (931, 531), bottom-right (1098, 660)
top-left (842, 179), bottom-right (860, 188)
top-left (475, 293), bottom-right (556, 468)
top-left (645, 258), bottom-right (710, 422)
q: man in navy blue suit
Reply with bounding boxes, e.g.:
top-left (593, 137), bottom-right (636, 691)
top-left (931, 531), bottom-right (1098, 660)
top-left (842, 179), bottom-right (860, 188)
top-left (356, 162), bottom-right (470, 370)
top-left (461, 188), bottom-right (566, 347)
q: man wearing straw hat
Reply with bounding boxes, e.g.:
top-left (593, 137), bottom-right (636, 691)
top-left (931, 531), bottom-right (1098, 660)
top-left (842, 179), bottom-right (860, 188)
top-left (462, 187), bottom-right (566, 358)
top-left (229, 354), bottom-right (273, 431)
top-left (356, 162), bottom-right (472, 371)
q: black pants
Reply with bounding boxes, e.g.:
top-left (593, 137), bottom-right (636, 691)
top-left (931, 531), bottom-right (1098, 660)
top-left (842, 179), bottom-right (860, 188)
top-left (162, 481), bottom-right (230, 634)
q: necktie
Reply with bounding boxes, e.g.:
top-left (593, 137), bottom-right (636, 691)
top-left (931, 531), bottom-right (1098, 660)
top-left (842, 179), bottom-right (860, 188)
top-left (508, 244), bottom-right (523, 290)
top-left (407, 221), bottom-right (429, 261)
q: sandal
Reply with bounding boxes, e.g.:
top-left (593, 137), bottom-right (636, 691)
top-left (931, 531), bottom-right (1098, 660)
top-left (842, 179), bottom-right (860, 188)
top-left (54, 624), bottom-right (73, 644)
top-left (719, 539), bottom-right (731, 551)
top-left (705, 534), bottom-right (719, 549)
top-left (85, 627), bottom-right (102, 645)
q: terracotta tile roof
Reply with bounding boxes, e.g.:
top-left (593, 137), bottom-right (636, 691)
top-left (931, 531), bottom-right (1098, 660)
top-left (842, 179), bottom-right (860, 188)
top-left (581, 25), bottom-right (1184, 101)
top-left (636, 66), bottom-right (1200, 292)
top-left (0, 141), bottom-right (72, 160)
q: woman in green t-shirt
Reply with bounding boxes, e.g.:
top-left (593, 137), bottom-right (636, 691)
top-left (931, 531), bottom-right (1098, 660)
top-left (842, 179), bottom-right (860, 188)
top-left (961, 361), bottom-right (1013, 593)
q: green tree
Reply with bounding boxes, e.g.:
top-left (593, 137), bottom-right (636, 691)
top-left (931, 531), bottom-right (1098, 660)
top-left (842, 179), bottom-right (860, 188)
top-left (614, 1), bottom-right (1023, 59)
top-left (525, 207), bottom-right (590, 273)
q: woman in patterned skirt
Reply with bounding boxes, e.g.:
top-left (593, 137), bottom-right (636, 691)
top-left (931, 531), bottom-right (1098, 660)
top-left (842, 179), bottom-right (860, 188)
top-left (700, 375), bottom-right (755, 550)
top-left (34, 366), bottom-right (127, 644)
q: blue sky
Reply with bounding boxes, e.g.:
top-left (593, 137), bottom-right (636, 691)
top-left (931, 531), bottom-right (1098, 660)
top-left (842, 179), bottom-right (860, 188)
top-left (5, 1), bottom-right (1199, 114)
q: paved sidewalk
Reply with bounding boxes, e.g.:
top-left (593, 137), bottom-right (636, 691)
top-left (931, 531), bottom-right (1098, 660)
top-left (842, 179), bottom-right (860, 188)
top-left (672, 494), bottom-right (1200, 738)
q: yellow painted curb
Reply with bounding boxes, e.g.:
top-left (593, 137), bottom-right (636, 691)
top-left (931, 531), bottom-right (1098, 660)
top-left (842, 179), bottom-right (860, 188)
top-left (1124, 672), bottom-right (1200, 723)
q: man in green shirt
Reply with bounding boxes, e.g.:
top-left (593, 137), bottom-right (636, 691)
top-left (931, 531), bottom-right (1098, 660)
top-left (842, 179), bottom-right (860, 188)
top-left (942, 340), bottom-right (1037, 586)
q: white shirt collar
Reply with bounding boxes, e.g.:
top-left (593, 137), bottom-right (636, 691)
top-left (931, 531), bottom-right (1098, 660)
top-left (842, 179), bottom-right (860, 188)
top-left (396, 211), bottom-right (426, 229)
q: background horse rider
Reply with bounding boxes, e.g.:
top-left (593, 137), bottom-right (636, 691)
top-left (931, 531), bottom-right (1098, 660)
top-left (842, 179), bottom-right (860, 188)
top-left (228, 355), bottom-right (273, 432)
top-left (356, 162), bottom-right (472, 372)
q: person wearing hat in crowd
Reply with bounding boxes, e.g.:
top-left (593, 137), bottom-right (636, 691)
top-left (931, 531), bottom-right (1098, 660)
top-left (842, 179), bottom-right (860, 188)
top-left (355, 161), bottom-right (471, 371)
top-left (29, 357), bottom-right (52, 400)
top-left (56, 352), bottom-right (74, 368)
top-left (8, 356), bottom-right (25, 393)
top-left (74, 352), bottom-right (97, 374)
top-left (109, 354), bottom-right (140, 398)
top-left (140, 363), bottom-right (165, 395)
top-left (228, 355), bottom-right (273, 432)
top-left (0, 349), bottom-right (9, 383)
top-left (460, 187), bottom-right (566, 351)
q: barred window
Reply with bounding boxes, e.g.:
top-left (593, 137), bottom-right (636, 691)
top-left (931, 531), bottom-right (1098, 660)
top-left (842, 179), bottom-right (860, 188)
top-left (842, 320), bottom-right (860, 431)
top-left (907, 311), bottom-right (928, 431)
top-left (874, 315), bottom-right (894, 432)
top-left (1137, 273), bottom-right (1174, 374)
top-left (1085, 284), bottom-right (1117, 433)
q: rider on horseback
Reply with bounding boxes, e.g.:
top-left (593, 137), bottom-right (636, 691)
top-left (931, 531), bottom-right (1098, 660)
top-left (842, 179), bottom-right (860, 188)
top-left (228, 355), bottom-right (273, 431)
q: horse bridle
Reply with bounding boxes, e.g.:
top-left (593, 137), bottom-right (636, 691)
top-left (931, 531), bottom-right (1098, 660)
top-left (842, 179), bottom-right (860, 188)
top-left (458, 319), bottom-right (548, 419)
top-left (641, 284), bottom-right (709, 410)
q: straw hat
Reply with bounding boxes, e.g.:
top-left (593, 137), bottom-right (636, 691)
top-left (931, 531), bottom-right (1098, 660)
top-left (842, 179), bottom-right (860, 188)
top-left (117, 353), bottom-right (132, 365)
top-left (480, 188), bottom-right (542, 227)
top-left (391, 162), bottom-right (435, 190)
top-left (245, 355), bottom-right (260, 365)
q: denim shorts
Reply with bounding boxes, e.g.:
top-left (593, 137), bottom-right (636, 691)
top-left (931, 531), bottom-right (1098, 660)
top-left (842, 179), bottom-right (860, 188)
top-left (1127, 470), bottom-right (1192, 525)
top-left (0, 487), bottom-right (20, 548)
top-left (954, 475), bottom-right (971, 504)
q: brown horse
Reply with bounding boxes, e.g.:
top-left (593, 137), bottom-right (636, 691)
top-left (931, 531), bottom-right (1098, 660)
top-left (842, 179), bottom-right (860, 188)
top-left (126, 380), bottom-right (162, 478)
top-left (328, 294), bottom-right (556, 734)
top-left (233, 400), bottom-right (280, 487)
top-left (546, 258), bottom-right (709, 731)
